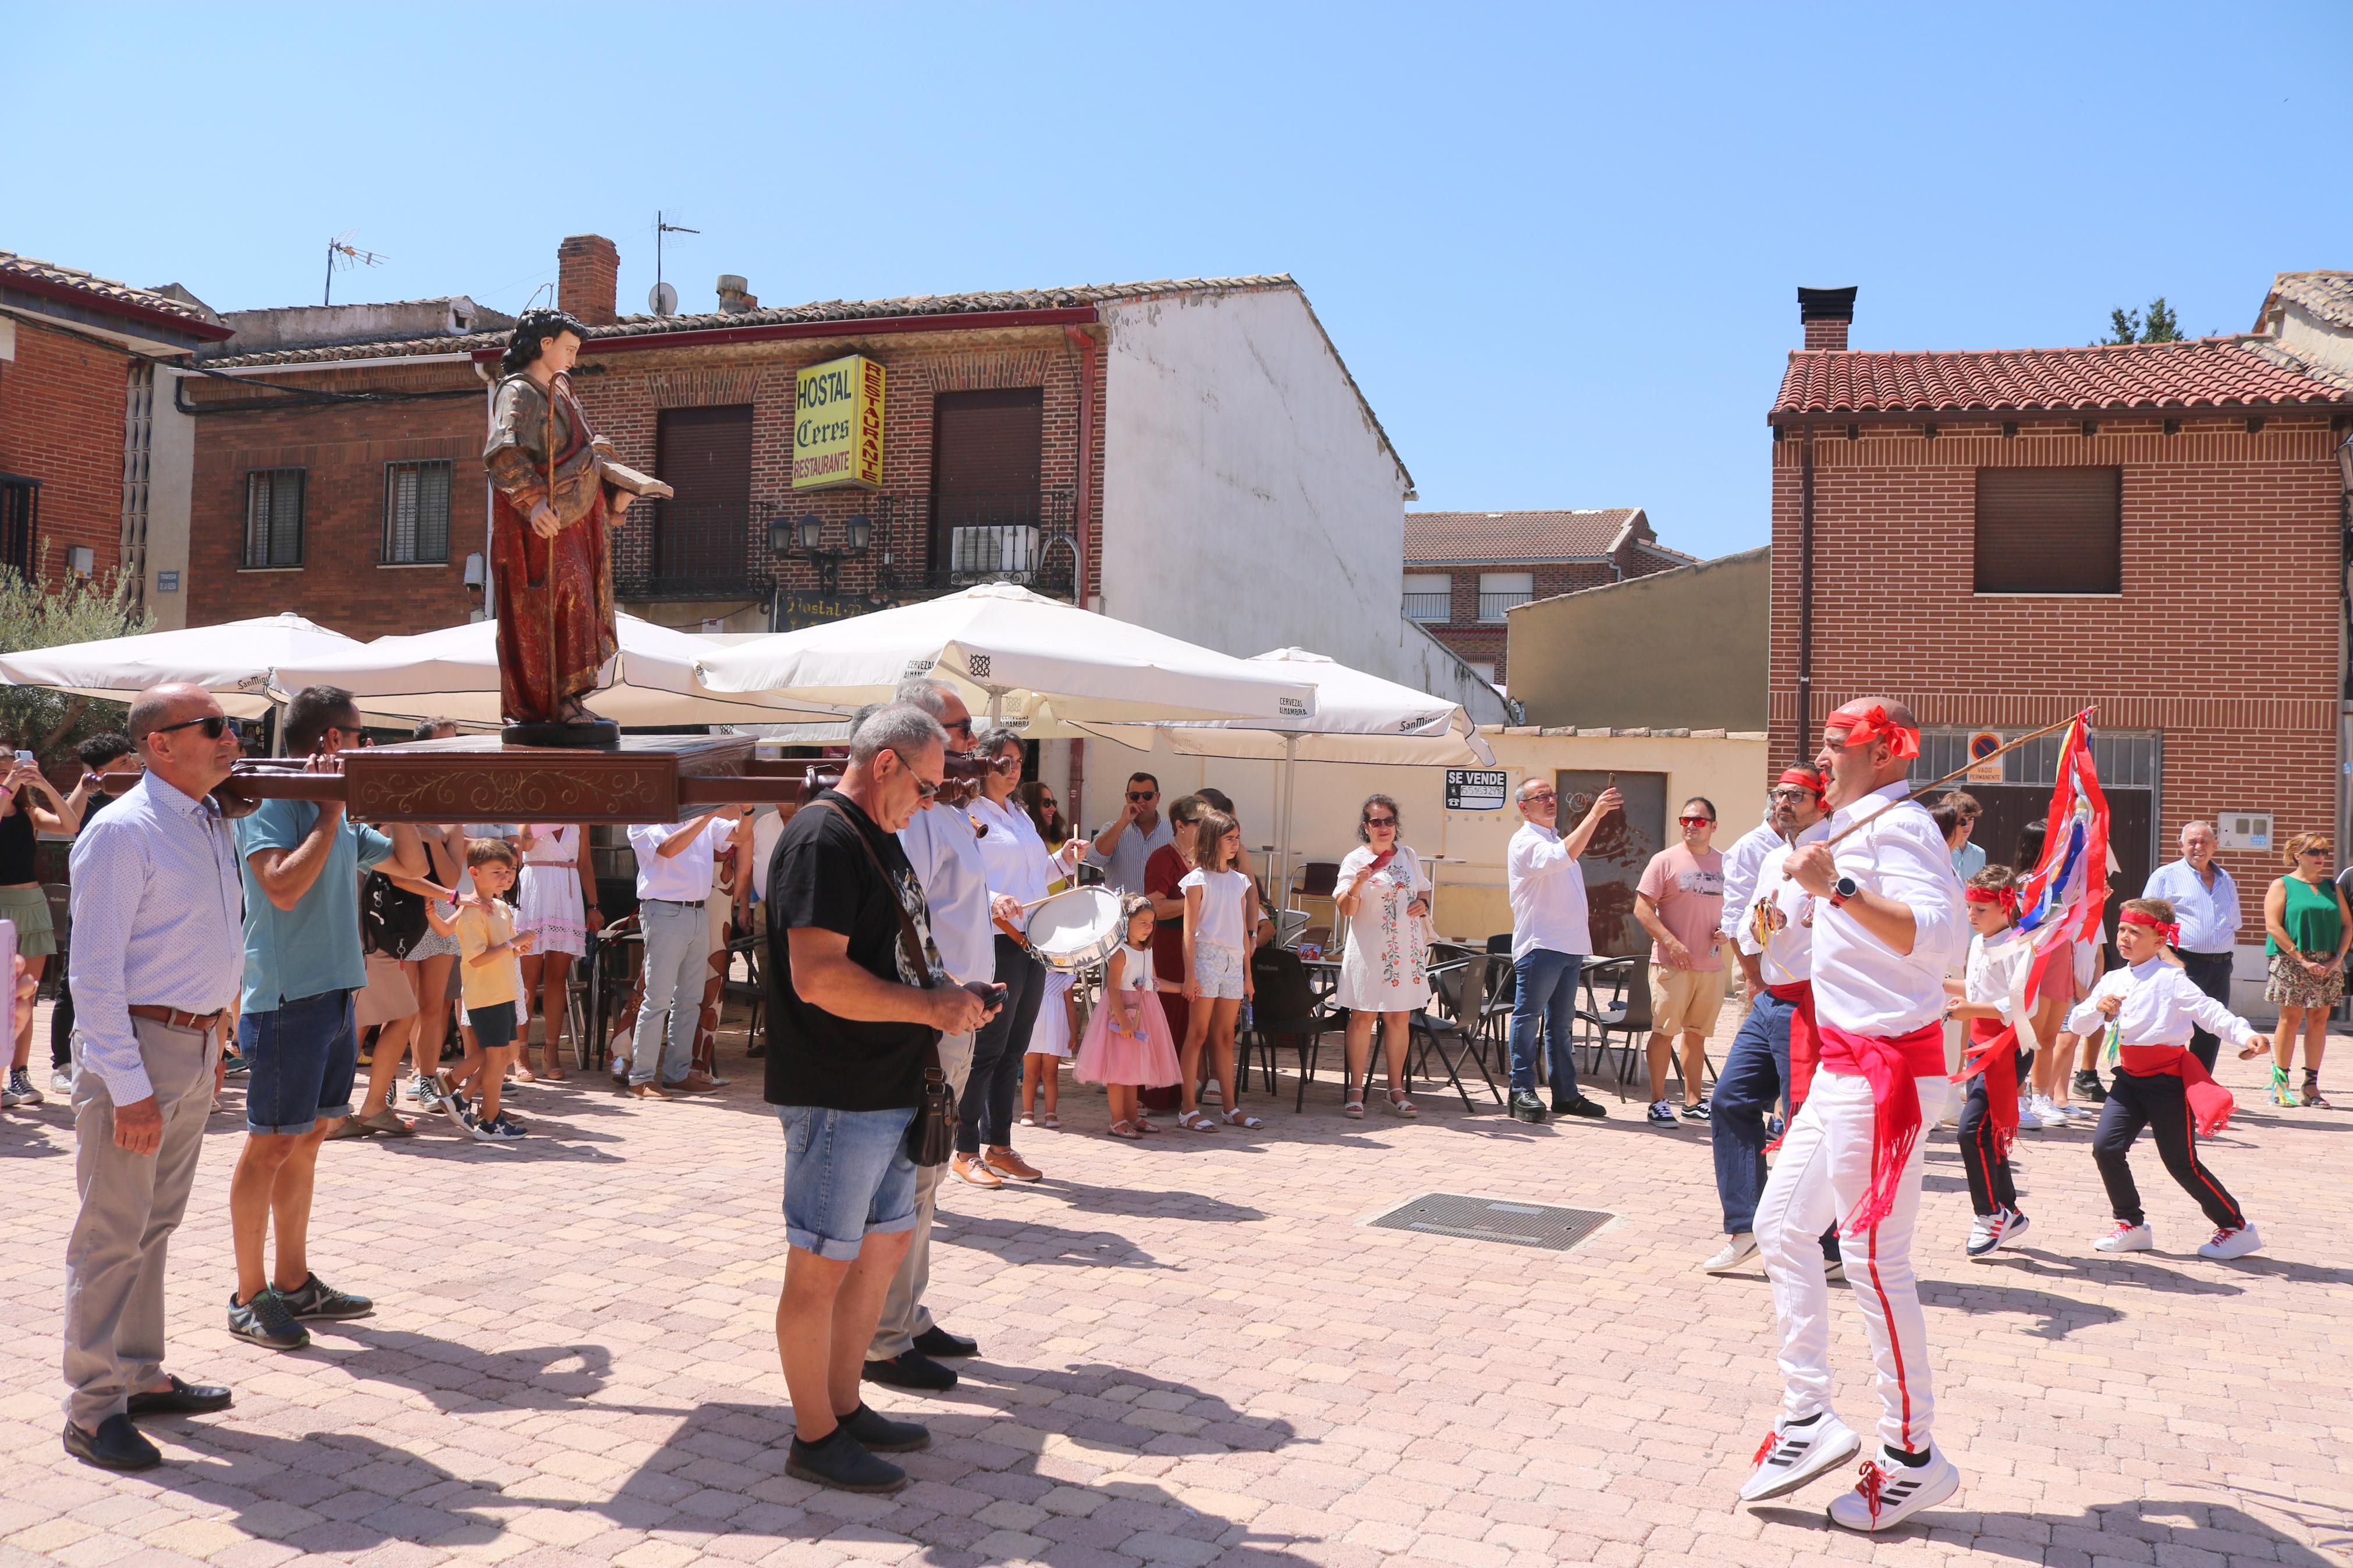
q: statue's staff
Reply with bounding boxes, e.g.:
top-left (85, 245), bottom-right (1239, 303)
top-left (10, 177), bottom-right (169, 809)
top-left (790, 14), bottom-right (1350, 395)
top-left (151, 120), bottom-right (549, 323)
top-left (1819, 707), bottom-right (2096, 850)
top-left (544, 372), bottom-right (560, 726)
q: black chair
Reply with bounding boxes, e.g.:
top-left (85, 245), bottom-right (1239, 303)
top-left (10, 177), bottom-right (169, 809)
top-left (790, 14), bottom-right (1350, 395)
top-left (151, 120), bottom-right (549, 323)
top-left (1247, 947), bottom-right (1346, 1111)
top-left (723, 931), bottom-right (766, 1056)
top-left (1403, 952), bottom-right (1502, 1112)
top-left (1574, 955), bottom-right (1652, 1098)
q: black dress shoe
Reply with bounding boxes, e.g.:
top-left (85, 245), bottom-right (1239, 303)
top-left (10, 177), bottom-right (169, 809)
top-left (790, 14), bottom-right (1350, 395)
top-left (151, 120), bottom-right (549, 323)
top-left (64, 1414), bottom-right (161, 1471)
top-left (1553, 1095), bottom-right (1608, 1119)
top-left (1508, 1090), bottom-right (1547, 1123)
top-left (126, 1375), bottom-right (233, 1417)
top-left (839, 1401), bottom-right (932, 1453)
top-left (911, 1325), bottom-right (977, 1359)
top-left (863, 1349), bottom-right (956, 1392)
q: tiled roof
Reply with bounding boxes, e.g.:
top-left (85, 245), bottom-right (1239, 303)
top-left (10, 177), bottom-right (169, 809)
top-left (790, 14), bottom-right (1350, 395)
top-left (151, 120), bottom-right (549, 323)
top-left (2262, 271), bottom-right (2353, 332)
top-left (0, 251), bottom-right (226, 335)
top-left (1404, 509), bottom-right (1648, 564)
top-left (1771, 337), bottom-right (2352, 417)
top-left (195, 275), bottom-right (1300, 368)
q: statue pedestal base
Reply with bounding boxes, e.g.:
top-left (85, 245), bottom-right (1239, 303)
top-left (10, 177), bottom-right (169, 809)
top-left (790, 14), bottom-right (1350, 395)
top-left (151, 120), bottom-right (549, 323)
top-left (223, 735), bottom-right (819, 824)
top-left (501, 719), bottom-right (621, 751)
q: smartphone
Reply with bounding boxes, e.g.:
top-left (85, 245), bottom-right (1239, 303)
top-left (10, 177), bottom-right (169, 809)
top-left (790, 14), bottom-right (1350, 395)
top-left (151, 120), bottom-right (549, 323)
top-left (985, 982), bottom-right (1009, 1011)
top-left (12, 751), bottom-right (31, 768)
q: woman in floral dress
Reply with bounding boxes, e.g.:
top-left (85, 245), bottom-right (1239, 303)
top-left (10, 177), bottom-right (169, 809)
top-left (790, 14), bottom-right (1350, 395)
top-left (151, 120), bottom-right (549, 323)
top-left (1333, 794), bottom-right (1433, 1119)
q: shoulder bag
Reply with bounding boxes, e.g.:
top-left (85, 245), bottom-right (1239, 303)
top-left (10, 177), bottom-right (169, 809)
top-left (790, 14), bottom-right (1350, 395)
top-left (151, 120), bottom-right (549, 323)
top-left (808, 801), bottom-right (956, 1167)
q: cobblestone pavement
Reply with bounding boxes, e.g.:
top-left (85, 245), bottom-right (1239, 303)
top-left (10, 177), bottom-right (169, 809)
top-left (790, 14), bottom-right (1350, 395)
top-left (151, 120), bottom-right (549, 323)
top-left (0, 1001), bottom-right (2346, 1568)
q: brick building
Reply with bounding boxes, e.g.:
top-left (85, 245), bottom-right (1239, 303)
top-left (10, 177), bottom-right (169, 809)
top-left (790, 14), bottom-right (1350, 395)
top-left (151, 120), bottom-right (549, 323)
top-left (1401, 508), bottom-right (1690, 685)
top-left (0, 252), bottom-right (229, 601)
top-left (1767, 279), bottom-right (2353, 959)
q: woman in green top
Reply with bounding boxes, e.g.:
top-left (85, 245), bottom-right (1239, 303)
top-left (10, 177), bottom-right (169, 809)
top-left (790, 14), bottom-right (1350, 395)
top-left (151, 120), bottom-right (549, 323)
top-left (2261, 831), bottom-right (2349, 1108)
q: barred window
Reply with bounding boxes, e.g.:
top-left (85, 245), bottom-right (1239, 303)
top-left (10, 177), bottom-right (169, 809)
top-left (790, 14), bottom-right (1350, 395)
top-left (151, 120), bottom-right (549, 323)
top-left (382, 460), bottom-right (452, 564)
top-left (243, 469), bottom-right (304, 568)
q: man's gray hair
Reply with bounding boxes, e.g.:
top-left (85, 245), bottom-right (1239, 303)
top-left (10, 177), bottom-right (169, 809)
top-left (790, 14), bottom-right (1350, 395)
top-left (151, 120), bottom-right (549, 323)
top-left (849, 703), bottom-right (947, 767)
top-left (975, 725), bottom-right (1022, 760)
top-left (893, 677), bottom-right (956, 718)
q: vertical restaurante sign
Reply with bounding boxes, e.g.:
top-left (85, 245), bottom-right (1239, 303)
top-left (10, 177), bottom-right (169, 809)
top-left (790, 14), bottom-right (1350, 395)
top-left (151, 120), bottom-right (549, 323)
top-left (792, 354), bottom-right (886, 490)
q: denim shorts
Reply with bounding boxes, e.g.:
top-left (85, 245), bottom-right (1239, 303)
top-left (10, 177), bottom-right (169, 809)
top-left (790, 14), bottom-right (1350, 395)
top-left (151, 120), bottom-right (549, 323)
top-left (1193, 941), bottom-right (1245, 1001)
top-left (776, 1104), bottom-right (920, 1261)
top-left (238, 989), bottom-right (357, 1135)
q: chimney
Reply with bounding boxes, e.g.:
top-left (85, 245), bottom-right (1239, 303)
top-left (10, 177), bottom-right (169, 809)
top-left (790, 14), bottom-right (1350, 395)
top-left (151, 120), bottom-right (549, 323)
top-left (716, 273), bottom-right (759, 314)
top-left (1798, 286), bottom-right (1857, 352)
top-left (556, 234), bottom-right (619, 326)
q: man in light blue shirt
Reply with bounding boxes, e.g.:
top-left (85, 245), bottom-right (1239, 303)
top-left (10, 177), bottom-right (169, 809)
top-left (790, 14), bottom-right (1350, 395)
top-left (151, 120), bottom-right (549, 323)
top-left (225, 687), bottom-right (424, 1353)
top-left (2143, 820), bottom-right (2241, 1071)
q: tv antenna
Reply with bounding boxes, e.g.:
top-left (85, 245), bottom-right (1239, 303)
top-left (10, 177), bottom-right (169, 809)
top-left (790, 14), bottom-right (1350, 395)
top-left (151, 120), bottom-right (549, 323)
top-left (654, 211), bottom-right (699, 315)
top-left (323, 231), bottom-right (386, 307)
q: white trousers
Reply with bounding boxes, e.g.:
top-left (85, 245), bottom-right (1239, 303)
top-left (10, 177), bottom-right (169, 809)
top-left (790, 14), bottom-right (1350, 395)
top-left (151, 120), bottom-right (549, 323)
top-left (1754, 1066), bottom-right (1954, 1452)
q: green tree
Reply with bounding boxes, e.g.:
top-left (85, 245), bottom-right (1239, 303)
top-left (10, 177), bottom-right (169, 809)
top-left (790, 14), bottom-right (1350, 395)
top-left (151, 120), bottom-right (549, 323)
top-left (2098, 296), bottom-right (2185, 345)
top-left (0, 546), bottom-right (155, 765)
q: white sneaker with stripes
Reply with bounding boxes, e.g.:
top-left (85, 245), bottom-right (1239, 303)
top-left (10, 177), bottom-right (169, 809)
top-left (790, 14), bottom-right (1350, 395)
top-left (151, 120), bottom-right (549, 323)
top-left (1738, 1413), bottom-right (1859, 1503)
top-left (1826, 1444), bottom-right (1960, 1532)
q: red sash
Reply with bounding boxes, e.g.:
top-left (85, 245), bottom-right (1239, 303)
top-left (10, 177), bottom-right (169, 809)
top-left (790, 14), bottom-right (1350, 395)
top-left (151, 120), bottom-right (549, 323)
top-left (2117, 1043), bottom-right (2236, 1136)
top-left (1760, 981), bottom-right (1816, 1155)
top-left (1953, 1018), bottom-right (2021, 1159)
top-left (1816, 1019), bottom-right (1946, 1236)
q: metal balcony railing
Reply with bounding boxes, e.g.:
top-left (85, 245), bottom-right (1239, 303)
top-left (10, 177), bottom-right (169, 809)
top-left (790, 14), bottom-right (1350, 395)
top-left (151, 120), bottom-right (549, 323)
top-left (1402, 591), bottom-right (1451, 623)
top-left (0, 474), bottom-right (41, 579)
top-left (894, 488), bottom-right (1079, 599)
top-left (1477, 590), bottom-right (1531, 623)
top-left (614, 499), bottom-right (769, 602)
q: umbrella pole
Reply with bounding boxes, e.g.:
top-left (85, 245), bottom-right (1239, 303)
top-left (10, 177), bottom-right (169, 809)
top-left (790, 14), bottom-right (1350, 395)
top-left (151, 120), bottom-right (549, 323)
top-left (1277, 734), bottom-right (1298, 911)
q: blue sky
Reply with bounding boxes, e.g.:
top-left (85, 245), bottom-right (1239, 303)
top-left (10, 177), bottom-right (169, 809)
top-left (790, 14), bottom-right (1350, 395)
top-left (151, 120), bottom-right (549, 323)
top-left (13, 2), bottom-right (2350, 560)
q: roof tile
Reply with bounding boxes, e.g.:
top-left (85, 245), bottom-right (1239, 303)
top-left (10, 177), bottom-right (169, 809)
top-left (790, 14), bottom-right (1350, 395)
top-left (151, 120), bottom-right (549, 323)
top-left (0, 250), bottom-right (214, 325)
top-left (1771, 337), bottom-right (2351, 417)
top-left (1404, 509), bottom-right (1648, 564)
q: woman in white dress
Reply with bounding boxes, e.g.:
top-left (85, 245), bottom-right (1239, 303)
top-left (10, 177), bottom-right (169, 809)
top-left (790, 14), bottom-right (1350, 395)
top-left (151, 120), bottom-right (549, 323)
top-left (516, 823), bottom-right (597, 1080)
top-left (1333, 794), bottom-right (1432, 1119)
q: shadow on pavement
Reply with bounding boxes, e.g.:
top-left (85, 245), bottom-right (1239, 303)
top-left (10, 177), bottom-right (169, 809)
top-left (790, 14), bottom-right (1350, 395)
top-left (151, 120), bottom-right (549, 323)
top-left (936, 1209), bottom-right (1168, 1270)
top-left (1917, 1278), bottom-right (2125, 1341)
top-left (1752, 1495), bottom-right (2340, 1565)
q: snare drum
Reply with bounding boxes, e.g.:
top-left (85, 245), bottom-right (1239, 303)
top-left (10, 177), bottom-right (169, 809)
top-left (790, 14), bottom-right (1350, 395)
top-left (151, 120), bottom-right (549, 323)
top-left (1024, 887), bottom-right (1125, 973)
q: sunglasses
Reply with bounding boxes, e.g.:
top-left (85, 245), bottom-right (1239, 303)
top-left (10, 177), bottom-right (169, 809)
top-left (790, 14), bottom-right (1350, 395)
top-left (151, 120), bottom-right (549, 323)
top-left (1127, 791), bottom-right (1156, 802)
top-left (942, 717), bottom-right (974, 737)
top-left (1679, 815), bottom-right (1715, 827)
top-left (1364, 815), bottom-right (1397, 828)
top-left (2302, 847), bottom-right (2333, 858)
top-left (888, 749), bottom-right (941, 802)
top-left (152, 714), bottom-right (230, 740)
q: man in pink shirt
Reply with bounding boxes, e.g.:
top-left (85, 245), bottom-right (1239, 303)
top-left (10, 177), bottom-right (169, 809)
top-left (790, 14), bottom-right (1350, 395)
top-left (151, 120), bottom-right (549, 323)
top-left (1635, 797), bottom-right (1726, 1126)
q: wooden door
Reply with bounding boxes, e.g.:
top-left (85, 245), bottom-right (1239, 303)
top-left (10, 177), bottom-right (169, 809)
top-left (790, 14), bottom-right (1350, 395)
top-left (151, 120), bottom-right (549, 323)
top-left (1556, 769), bottom-right (1666, 958)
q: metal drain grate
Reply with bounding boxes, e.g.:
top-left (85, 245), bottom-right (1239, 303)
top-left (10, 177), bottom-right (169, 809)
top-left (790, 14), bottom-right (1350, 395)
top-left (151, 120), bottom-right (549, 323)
top-left (1364, 1193), bottom-right (1613, 1251)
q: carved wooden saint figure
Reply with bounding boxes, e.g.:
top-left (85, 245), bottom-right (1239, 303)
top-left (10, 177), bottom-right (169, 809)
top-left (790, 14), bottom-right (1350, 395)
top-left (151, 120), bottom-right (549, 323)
top-left (482, 309), bottom-right (665, 744)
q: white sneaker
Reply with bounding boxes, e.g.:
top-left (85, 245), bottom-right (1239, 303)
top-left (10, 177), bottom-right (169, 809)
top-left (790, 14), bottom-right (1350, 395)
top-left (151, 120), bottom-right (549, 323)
top-left (2093, 1221), bottom-right (2152, 1253)
top-left (49, 1065), bottom-right (73, 1096)
top-left (2028, 1095), bottom-right (2069, 1130)
top-left (2016, 1093), bottom-right (2038, 1128)
top-left (1702, 1233), bottom-right (1760, 1274)
top-left (2195, 1222), bottom-right (2262, 1261)
top-left (1826, 1445), bottom-right (1960, 1532)
top-left (1965, 1212), bottom-right (2002, 1258)
top-left (1738, 1413), bottom-right (1859, 1502)
top-left (2061, 1100), bottom-right (2098, 1122)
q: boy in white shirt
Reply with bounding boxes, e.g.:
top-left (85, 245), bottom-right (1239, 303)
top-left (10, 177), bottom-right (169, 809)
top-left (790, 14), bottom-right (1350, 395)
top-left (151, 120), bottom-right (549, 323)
top-left (2061, 897), bottom-right (2269, 1260)
top-left (1943, 866), bottom-right (2033, 1258)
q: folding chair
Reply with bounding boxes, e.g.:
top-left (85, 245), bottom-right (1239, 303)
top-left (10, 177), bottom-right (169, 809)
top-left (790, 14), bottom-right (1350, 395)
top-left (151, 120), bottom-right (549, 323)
top-left (1403, 951), bottom-right (1502, 1112)
top-left (1246, 947), bottom-right (1346, 1111)
top-left (1574, 955), bottom-right (1651, 1098)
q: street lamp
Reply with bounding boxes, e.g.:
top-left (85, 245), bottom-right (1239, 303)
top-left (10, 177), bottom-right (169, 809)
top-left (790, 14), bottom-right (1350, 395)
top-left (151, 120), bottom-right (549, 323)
top-left (772, 511), bottom-right (869, 595)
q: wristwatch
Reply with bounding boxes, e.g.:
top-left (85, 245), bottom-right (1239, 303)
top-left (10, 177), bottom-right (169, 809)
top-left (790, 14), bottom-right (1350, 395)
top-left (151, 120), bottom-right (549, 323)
top-left (1827, 875), bottom-right (1859, 909)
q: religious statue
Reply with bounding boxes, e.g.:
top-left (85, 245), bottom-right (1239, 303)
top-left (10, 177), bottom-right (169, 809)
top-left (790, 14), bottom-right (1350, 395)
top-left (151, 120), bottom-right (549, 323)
top-left (482, 308), bottom-right (667, 747)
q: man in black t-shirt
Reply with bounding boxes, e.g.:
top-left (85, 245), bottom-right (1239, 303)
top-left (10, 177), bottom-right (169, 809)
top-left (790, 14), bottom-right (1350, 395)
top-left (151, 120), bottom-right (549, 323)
top-left (765, 703), bottom-right (995, 1496)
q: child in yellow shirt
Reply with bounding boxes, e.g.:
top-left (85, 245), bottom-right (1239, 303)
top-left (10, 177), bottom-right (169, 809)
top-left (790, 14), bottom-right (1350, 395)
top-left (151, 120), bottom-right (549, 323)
top-left (442, 841), bottom-right (535, 1142)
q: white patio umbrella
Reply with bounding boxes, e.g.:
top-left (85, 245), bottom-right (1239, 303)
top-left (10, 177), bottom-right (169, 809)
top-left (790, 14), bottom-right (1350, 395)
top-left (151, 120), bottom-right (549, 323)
top-left (691, 583), bottom-right (1319, 726)
top-left (1074, 648), bottom-right (1496, 906)
top-left (0, 611), bottom-right (364, 719)
top-left (268, 613), bottom-right (846, 728)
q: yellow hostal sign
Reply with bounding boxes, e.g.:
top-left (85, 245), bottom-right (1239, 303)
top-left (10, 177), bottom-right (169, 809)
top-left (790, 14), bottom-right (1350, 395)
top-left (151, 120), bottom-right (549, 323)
top-left (792, 354), bottom-right (886, 489)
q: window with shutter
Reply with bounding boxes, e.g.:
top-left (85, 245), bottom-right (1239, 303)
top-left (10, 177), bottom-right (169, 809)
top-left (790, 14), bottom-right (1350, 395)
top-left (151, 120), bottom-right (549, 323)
top-left (932, 389), bottom-right (1044, 578)
top-left (1974, 467), bottom-right (2121, 595)
top-left (243, 469), bottom-right (304, 568)
top-left (654, 405), bottom-right (755, 590)
top-left (381, 460), bottom-right (452, 564)
top-left (1477, 571), bottom-right (1534, 622)
top-left (1403, 572), bottom-right (1452, 622)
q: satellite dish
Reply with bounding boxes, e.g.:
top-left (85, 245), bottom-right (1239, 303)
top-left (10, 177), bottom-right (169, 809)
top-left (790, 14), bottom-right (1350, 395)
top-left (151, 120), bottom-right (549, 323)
top-left (648, 280), bottom-right (679, 316)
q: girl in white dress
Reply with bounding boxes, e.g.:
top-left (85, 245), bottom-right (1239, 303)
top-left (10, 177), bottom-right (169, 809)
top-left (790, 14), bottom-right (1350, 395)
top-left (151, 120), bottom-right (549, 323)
top-left (516, 824), bottom-right (595, 1080)
top-left (1333, 794), bottom-right (1432, 1119)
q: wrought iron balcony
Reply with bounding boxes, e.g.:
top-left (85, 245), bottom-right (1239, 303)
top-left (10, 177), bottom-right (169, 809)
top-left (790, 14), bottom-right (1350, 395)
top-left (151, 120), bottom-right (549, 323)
top-left (876, 489), bottom-right (1080, 600)
top-left (613, 499), bottom-right (770, 603)
top-left (1402, 590), bottom-right (1451, 623)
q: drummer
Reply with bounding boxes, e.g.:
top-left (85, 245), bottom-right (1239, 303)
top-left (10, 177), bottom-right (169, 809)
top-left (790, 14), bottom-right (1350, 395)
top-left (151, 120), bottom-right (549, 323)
top-left (959, 728), bottom-right (1060, 1189)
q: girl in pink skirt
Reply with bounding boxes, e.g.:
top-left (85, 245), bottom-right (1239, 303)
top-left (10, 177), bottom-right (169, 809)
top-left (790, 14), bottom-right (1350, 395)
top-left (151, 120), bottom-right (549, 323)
top-left (1075, 896), bottom-right (1184, 1138)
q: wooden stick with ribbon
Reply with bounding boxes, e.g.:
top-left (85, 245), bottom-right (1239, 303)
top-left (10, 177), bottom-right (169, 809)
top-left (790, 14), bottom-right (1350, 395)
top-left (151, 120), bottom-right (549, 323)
top-left (1821, 707), bottom-right (2097, 849)
top-left (543, 372), bottom-right (561, 726)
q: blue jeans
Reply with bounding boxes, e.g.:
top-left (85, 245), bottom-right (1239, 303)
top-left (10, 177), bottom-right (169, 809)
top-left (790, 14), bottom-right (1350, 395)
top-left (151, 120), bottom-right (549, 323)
top-left (630, 898), bottom-right (710, 1087)
top-left (1509, 949), bottom-right (1581, 1097)
top-left (1712, 991), bottom-right (1792, 1234)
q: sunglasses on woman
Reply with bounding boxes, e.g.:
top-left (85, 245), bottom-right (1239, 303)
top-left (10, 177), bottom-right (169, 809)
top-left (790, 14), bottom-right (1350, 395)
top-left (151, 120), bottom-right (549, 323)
top-left (1364, 815), bottom-right (1397, 828)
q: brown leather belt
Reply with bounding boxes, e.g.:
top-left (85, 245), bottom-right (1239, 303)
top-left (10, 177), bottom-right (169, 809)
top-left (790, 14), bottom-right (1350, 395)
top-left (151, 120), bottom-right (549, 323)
top-left (128, 1005), bottom-right (226, 1032)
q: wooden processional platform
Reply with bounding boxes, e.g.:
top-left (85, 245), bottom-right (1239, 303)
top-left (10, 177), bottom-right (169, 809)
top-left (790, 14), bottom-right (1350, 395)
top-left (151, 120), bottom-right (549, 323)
top-left (222, 735), bottom-right (817, 824)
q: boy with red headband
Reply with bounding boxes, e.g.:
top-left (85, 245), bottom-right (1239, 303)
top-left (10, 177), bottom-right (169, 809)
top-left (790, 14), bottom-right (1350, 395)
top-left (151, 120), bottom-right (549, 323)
top-left (2062, 897), bottom-right (2269, 1260)
top-left (1944, 865), bottom-right (2033, 1258)
top-left (1739, 698), bottom-right (1967, 1532)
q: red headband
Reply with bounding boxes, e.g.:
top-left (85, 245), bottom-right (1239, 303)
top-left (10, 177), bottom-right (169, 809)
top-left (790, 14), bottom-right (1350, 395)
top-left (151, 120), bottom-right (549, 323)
top-left (1823, 701), bottom-right (1921, 760)
top-left (1776, 766), bottom-right (1826, 797)
top-left (1964, 885), bottom-right (2020, 916)
top-left (2120, 907), bottom-right (2180, 945)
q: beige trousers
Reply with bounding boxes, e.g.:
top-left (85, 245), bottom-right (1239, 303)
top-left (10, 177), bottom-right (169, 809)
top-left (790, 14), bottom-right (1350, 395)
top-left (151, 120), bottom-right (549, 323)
top-left (868, 1029), bottom-right (975, 1360)
top-left (62, 1016), bottom-right (218, 1430)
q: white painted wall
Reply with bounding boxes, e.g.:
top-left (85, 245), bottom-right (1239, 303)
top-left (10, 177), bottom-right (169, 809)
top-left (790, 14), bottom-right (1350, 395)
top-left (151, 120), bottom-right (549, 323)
top-left (1096, 286), bottom-right (1413, 683)
top-left (144, 367), bottom-right (197, 630)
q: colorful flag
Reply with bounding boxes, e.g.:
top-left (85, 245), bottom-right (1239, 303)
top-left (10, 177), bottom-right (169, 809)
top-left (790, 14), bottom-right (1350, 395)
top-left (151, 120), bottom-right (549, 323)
top-left (2014, 714), bottom-right (2109, 1034)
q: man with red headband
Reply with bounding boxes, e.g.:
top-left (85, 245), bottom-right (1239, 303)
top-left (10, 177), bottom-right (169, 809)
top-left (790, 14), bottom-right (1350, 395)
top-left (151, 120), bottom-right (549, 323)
top-left (1738, 698), bottom-right (1967, 1531)
top-left (1702, 765), bottom-right (1840, 1279)
top-left (2062, 895), bottom-right (2267, 1261)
